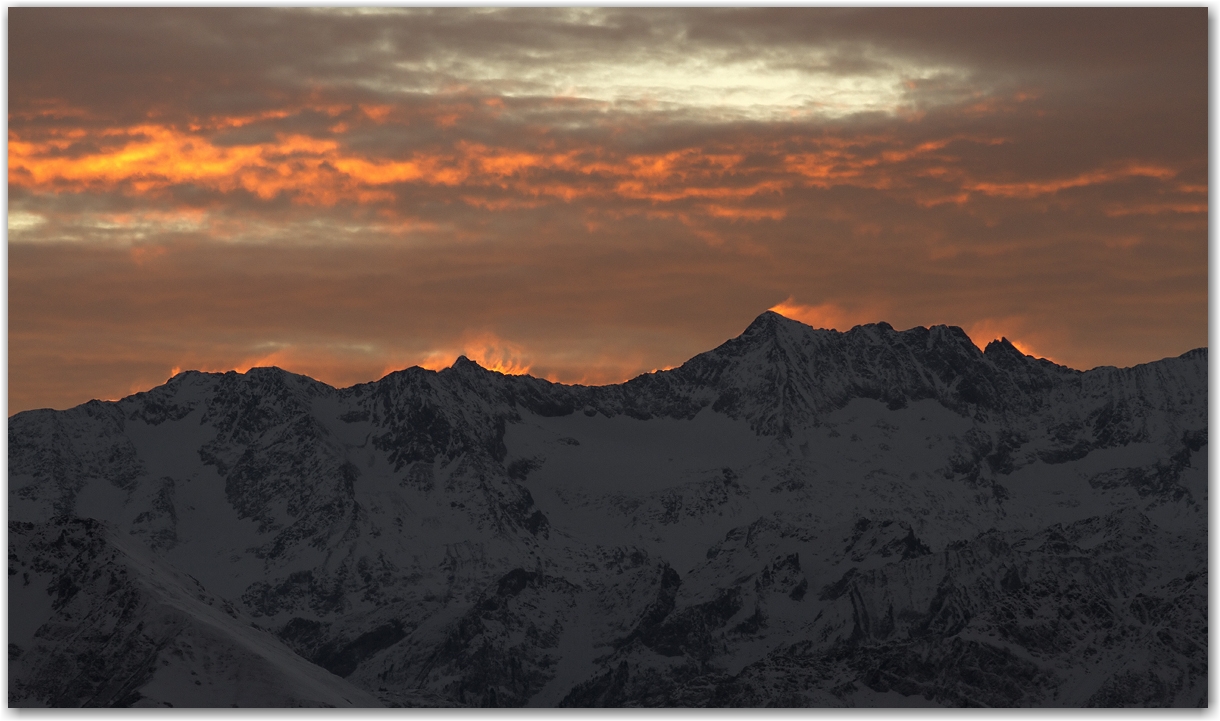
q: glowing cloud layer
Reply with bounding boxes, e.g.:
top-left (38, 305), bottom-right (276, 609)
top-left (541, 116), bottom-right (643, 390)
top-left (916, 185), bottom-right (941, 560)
top-left (7, 8), bottom-right (1206, 413)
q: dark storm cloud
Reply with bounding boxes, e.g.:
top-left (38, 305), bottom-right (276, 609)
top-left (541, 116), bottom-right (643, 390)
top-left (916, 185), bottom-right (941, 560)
top-left (7, 8), bottom-right (1207, 413)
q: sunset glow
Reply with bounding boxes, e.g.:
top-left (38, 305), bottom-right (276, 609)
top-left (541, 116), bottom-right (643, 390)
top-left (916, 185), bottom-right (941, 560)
top-left (9, 8), bottom-right (1206, 413)
top-left (768, 297), bottom-right (885, 333)
top-left (10, 120), bottom-right (1104, 222)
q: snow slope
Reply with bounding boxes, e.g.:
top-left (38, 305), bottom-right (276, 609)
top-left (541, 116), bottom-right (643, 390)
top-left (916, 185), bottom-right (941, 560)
top-left (8, 312), bottom-right (1207, 707)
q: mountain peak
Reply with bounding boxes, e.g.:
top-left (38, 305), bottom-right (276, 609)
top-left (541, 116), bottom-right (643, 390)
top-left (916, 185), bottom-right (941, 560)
top-left (746, 309), bottom-right (789, 328)
top-left (7, 309), bottom-right (1209, 708)
top-left (451, 355), bottom-right (484, 371)
top-left (984, 336), bottom-right (1018, 352)
top-left (843, 321), bottom-right (898, 341)
top-left (983, 337), bottom-right (1027, 364)
top-left (742, 309), bottom-right (810, 339)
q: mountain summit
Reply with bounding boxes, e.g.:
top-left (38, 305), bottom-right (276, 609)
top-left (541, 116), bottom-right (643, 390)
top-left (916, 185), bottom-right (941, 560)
top-left (9, 314), bottom-right (1207, 707)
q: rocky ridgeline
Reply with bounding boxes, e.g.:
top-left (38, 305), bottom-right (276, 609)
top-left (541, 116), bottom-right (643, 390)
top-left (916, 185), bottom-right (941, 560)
top-left (8, 312), bottom-right (1207, 707)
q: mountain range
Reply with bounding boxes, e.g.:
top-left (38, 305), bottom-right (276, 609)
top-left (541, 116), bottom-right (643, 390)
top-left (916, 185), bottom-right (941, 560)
top-left (8, 311), bottom-right (1208, 707)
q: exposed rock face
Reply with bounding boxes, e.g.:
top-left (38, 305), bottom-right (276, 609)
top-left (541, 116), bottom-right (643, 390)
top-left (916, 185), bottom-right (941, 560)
top-left (9, 312), bottom-right (1207, 707)
top-left (8, 518), bottom-right (381, 707)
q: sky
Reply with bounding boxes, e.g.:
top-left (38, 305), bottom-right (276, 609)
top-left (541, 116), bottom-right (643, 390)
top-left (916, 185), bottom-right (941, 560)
top-left (8, 8), bottom-right (1208, 414)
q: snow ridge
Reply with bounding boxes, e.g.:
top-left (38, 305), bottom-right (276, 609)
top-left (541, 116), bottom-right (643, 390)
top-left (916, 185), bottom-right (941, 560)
top-left (8, 313), bottom-right (1207, 707)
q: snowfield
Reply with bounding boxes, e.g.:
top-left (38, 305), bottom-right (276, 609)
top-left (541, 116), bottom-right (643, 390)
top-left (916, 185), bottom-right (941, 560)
top-left (8, 312), bottom-right (1207, 707)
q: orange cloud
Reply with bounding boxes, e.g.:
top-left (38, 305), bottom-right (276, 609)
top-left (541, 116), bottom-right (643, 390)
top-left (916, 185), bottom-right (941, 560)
top-left (772, 302), bottom-right (1062, 364)
top-left (129, 244), bottom-right (167, 266)
top-left (704, 204), bottom-right (786, 221)
top-left (402, 332), bottom-right (532, 377)
top-left (359, 104), bottom-right (394, 122)
top-left (964, 164), bottom-right (1177, 199)
top-left (7, 118), bottom-right (801, 222)
top-left (965, 318), bottom-right (1058, 363)
top-left (4, 117), bottom-right (735, 199)
top-left (768, 296), bottom-right (886, 331)
top-left (459, 333), bottom-right (532, 375)
top-left (71, 342), bottom-right (652, 409)
top-left (8, 110), bottom-right (1196, 237)
top-left (1103, 201), bottom-right (1207, 217)
top-left (781, 134), bottom-right (1003, 191)
top-left (158, 343), bottom-right (394, 393)
top-left (10, 124), bottom-right (360, 204)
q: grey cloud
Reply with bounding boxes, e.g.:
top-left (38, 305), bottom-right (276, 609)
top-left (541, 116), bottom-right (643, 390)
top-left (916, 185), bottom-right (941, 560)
top-left (15, 8), bottom-right (1201, 124)
top-left (7, 8), bottom-right (1206, 413)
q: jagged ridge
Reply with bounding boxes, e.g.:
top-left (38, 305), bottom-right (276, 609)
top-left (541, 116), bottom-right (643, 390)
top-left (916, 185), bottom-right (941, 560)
top-left (8, 312), bottom-right (1208, 707)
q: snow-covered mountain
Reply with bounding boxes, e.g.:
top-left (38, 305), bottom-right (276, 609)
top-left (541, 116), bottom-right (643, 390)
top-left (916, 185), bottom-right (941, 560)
top-left (9, 312), bottom-right (1207, 707)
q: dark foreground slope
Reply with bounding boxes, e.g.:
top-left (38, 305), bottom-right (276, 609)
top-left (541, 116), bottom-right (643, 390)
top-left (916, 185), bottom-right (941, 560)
top-left (9, 312), bottom-right (1207, 707)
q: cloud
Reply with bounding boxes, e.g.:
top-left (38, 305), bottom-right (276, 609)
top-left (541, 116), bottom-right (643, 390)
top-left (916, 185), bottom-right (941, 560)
top-left (12, 110), bottom-right (1200, 247)
top-left (768, 297), bottom-right (887, 332)
top-left (6, 8), bottom-right (1206, 413)
top-left (964, 317), bottom-right (1058, 363)
top-left (8, 211), bottom-right (48, 232)
top-left (412, 331), bottom-right (533, 376)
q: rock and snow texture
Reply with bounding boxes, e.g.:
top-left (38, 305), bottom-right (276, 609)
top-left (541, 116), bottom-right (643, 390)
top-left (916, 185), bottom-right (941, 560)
top-left (8, 518), bottom-right (381, 707)
top-left (8, 312), bottom-right (1207, 707)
